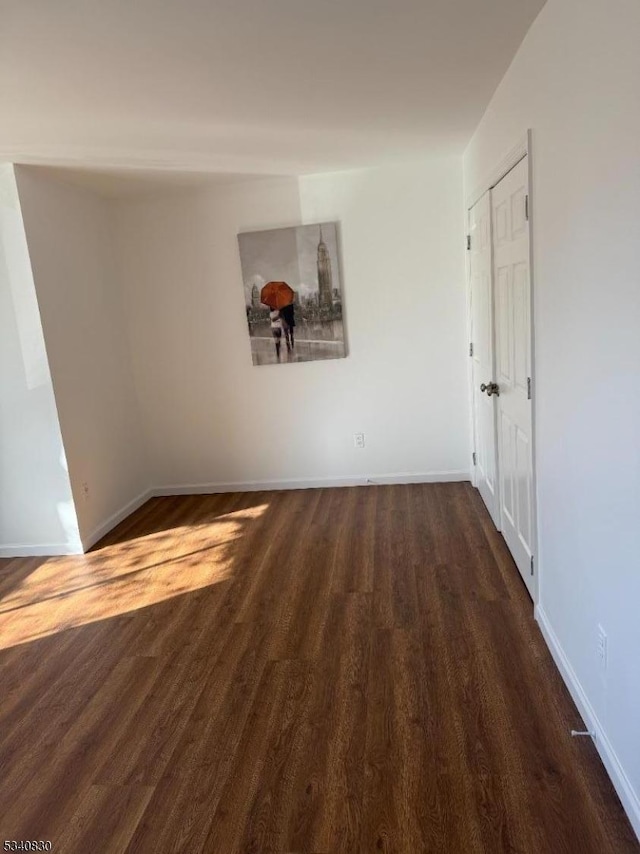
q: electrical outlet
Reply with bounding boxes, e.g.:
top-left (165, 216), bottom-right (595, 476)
top-left (81, 481), bottom-right (90, 500)
top-left (354, 432), bottom-right (365, 449)
top-left (597, 624), bottom-right (607, 669)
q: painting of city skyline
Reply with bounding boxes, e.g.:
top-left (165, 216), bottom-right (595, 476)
top-left (238, 222), bottom-right (346, 366)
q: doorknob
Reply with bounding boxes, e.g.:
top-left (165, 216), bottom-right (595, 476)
top-left (480, 382), bottom-right (500, 397)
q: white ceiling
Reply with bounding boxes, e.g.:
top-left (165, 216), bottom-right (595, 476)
top-left (0, 0), bottom-right (545, 178)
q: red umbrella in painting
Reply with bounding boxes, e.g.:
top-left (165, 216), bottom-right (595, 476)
top-left (260, 281), bottom-right (295, 310)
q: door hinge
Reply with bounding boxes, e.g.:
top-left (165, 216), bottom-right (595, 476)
top-left (466, 234), bottom-right (471, 250)
top-left (525, 194), bottom-right (529, 221)
top-left (530, 555), bottom-right (534, 575)
top-left (527, 377), bottom-right (532, 399)
top-left (469, 342), bottom-right (474, 357)
top-left (472, 452), bottom-right (477, 466)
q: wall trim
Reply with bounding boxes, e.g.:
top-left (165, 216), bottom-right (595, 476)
top-left (0, 475), bottom-right (469, 558)
top-left (153, 470), bottom-right (470, 496)
top-left (535, 604), bottom-right (640, 842)
top-left (466, 130), bottom-right (530, 210)
top-left (80, 487), bottom-right (154, 552)
top-left (0, 541), bottom-right (83, 558)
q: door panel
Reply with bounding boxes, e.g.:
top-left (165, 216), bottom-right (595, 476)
top-left (492, 156), bottom-right (536, 597)
top-left (469, 191), bottom-right (500, 527)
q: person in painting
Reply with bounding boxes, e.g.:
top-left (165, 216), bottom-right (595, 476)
top-left (270, 308), bottom-right (283, 360)
top-left (280, 302), bottom-right (295, 354)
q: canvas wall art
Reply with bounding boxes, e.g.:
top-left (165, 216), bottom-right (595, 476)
top-left (238, 222), bottom-right (346, 366)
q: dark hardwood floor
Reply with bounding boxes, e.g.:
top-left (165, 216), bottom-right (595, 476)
top-left (0, 483), bottom-right (637, 853)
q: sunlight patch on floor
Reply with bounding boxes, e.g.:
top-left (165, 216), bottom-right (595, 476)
top-left (0, 503), bottom-right (269, 650)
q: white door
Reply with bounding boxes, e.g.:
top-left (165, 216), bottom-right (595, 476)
top-left (469, 191), bottom-right (500, 527)
top-left (492, 156), bottom-right (536, 597)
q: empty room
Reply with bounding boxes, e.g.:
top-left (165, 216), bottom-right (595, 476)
top-left (1, 0), bottom-right (639, 851)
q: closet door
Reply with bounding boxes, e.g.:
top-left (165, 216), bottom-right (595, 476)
top-left (492, 156), bottom-right (536, 597)
top-left (469, 191), bottom-right (500, 527)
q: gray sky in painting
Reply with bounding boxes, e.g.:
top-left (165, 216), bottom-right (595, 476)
top-left (238, 222), bottom-right (341, 306)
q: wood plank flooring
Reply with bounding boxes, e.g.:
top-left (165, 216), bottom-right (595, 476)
top-left (0, 483), bottom-right (637, 853)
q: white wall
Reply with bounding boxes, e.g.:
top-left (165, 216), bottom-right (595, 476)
top-left (298, 162), bottom-right (469, 478)
top-left (113, 162), bottom-right (470, 489)
top-left (15, 168), bottom-right (150, 548)
top-left (464, 0), bottom-right (640, 835)
top-left (0, 164), bottom-right (81, 555)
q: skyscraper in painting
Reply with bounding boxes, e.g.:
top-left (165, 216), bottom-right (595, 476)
top-left (317, 226), bottom-right (333, 307)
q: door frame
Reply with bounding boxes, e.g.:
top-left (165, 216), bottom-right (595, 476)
top-left (467, 191), bottom-right (500, 527)
top-left (465, 130), bottom-right (540, 606)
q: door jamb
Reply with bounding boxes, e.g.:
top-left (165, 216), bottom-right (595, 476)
top-left (465, 206), bottom-right (478, 489)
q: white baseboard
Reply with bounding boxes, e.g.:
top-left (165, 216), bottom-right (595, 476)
top-left (81, 487), bottom-right (154, 552)
top-left (0, 489), bottom-right (153, 558)
top-left (153, 470), bottom-right (470, 496)
top-left (1, 473), bottom-right (469, 559)
top-left (0, 541), bottom-right (83, 558)
top-left (535, 605), bottom-right (640, 842)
